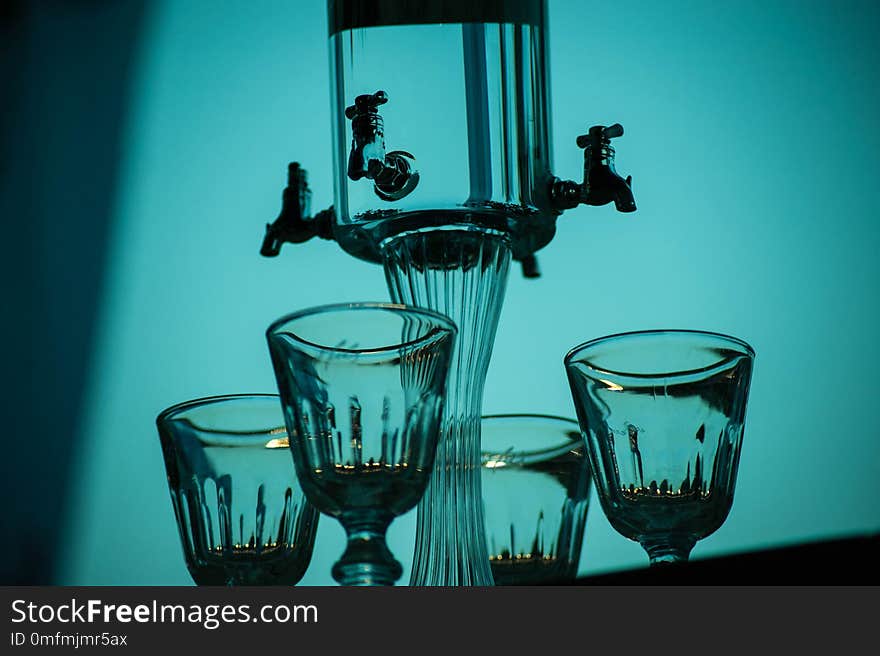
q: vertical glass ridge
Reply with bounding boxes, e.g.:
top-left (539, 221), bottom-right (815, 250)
top-left (382, 228), bottom-right (511, 585)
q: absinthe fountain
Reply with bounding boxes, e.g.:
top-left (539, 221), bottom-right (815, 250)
top-left (261, 0), bottom-right (636, 585)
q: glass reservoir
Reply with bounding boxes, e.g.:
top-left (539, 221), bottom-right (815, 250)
top-left (328, 2), bottom-right (557, 263)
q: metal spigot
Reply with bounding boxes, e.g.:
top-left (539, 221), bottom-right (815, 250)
top-left (345, 90), bottom-right (419, 201)
top-left (551, 123), bottom-right (636, 213)
top-left (260, 163), bottom-right (334, 257)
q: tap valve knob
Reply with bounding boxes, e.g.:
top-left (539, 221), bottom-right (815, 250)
top-left (576, 123), bottom-right (624, 150)
top-left (345, 90), bottom-right (388, 119)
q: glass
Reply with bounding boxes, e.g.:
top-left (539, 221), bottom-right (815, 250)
top-left (156, 394), bottom-right (319, 585)
top-left (328, 9), bottom-right (556, 264)
top-left (481, 414), bottom-right (592, 585)
top-left (266, 302), bottom-right (456, 586)
top-left (384, 228), bottom-right (510, 585)
top-left (564, 330), bottom-right (755, 565)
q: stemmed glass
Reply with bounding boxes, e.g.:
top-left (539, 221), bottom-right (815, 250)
top-left (266, 302), bottom-right (456, 586)
top-left (564, 330), bottom-right (755, 565)
top-left (156, 394), bottom-right (320, 585)
top-left (480, 414), bottom-right (592, 585)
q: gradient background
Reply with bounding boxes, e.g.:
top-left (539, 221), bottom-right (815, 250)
top-left (3, 0), bottom-right (878, 585)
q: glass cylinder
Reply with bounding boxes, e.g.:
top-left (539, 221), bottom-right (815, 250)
top-left (327, 0), bottom-right (557, 264)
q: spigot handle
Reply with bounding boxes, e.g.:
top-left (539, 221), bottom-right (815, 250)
top-left (345, 90), bottom-right (388, 119)
top-left (604, 123), bottom-right (624, 139)
top-left (576, 123), bottom-right (624, 149)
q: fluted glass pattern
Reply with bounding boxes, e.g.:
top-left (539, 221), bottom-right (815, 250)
top-left (156, 394), bottom-right (319, 586)
top-left (382, 227), bottom-right (511, 586)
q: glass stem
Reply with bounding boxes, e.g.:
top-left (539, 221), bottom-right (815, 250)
top-left (332, 512), bottom-right (402, 586)
top-left (641, 535), bottom-right (696, 566)
top-left (383, 228), bottom-right (511, 586)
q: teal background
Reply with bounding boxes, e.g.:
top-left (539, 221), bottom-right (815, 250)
top-left (9, 0), bottom-right (878, 584)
